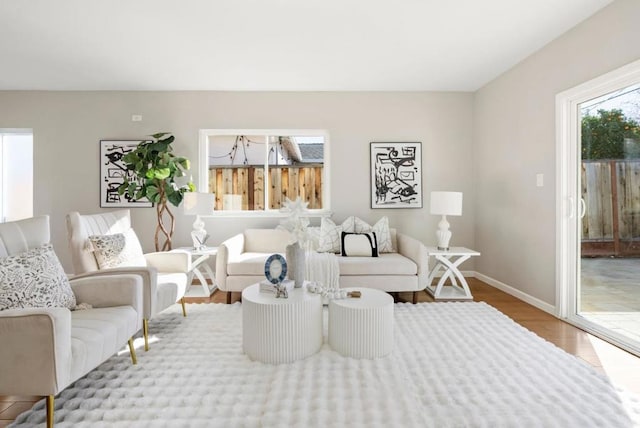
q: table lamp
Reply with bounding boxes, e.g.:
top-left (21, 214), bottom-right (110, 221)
top-left (430, 191), bottom-right (463, 251)
top-left (183, 192), bottom-right (215, 249)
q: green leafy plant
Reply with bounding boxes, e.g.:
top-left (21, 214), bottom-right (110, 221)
top-left (582, 109), bottom-right (640, 160)
top-left (118, 132), bottom-right (195, 251)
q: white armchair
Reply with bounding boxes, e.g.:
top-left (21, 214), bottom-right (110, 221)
top-left (0, 216), bottom-right (143, 428)
top-left (66, 209), bottom-right (190, 351)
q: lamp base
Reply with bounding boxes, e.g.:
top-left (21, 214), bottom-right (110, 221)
top-left (436, 215), bottom-right (452, 251)
top-left (191, 215), bottom-right (209, 250)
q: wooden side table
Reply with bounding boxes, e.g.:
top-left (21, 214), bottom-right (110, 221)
top-left (425, 246), bottom-right (480, 300)
top-left (173, 247), bottom-right (218, 297)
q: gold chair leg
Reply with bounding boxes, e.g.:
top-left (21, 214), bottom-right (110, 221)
top-left (128, 337), bottom-right (137, 365)
top-left (143, 319), bottom-right (149, 352)
top-left (46, 395), bottom-right (54, 428)
top-left (181, 297), bottom-right (187, 317)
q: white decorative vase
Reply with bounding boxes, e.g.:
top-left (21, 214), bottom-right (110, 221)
top-left (286, 242), bottom-right (306, 288)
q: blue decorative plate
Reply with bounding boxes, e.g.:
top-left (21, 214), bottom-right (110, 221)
top-left (264, 254), bottom-right (287, 284)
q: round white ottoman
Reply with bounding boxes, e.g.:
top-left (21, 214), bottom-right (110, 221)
top-left (242, 283), bottom-right (322, 364)
top-left (328, 287), bottom-right (394, 359)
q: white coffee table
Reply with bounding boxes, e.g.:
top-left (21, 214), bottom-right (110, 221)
top-left (328, 287), bottom-right (394, 359)
top-left (242, 283), bottom-right (323, 364)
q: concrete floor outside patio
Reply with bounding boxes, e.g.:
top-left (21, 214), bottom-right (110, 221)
top-left (581, 257), bottom-right (640, 345)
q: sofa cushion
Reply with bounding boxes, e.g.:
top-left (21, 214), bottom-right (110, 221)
top-left (338, 252), bottom-right (417, 276)
top-left (228, 252), bottom-right (280, 276)
top-left (0, 244), bottom-right (76, 311)
top-left (88, 229), bottom-right (146, 269)
top-left (70, 306), bottom-right (138, 381)
top-left (156, 272), bottom-right (189, 310)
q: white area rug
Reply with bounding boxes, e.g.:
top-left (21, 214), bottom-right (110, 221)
top-left (11, 302), bottom-right (640, 427)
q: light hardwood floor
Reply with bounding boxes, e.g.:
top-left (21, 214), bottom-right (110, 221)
top-left (2, 277), bottom-right (639, 426)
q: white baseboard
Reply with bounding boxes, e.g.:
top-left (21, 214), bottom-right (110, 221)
top-left (471, 272), bottom-right (557, 316)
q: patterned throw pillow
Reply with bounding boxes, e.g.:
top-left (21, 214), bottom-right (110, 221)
top-left (317, 217), bottom-right (356, 253)
top-left (0, 244), bottom-right (76, 311)
top-left (354, 216), bottom-right (394, 253)
top-left (341, 232), bottom-right (378, 257)
top-left (88, 229), bottom-right (146, 269)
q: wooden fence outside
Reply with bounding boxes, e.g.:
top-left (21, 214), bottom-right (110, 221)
top-left (581, 160), bottom-right (640, 256)
top-left (208, 164), bottom-right (323, 211)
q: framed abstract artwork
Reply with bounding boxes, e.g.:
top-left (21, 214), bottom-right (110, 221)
top-left (370, 142), bottom-right (422, 209)
top-left (100, 140), bottom-right (152, 208)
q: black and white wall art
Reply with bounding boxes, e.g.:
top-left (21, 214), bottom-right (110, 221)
top-left (370, 142), bottom-right (422, 209)
top-left (100, 140), bottom-right (152, 208)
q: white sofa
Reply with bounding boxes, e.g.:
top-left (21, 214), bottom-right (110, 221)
top-left (216, 228), bottom-right (428, 303)
top-left (0, 216), bottom-right (143, 428)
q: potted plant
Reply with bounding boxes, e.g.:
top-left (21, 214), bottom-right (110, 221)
top-left (118, 132), bottom-right (195, 251)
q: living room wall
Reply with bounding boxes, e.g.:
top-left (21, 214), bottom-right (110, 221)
top-left (0, 91), bottom-right (474, 272)
top-left (473, 0), bottom-right (640, 307)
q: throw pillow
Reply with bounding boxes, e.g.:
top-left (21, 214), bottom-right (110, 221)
top-left (89, 228), bottom-right (145, 269)
top-left (0, 244), bottom-right (76, 311)
top-left (317, 217), bottom-right (356, 253)
top-left (306, 226), bottom-right (322, 252)
top-left (354, 216), bottom-right (393, 253)
top-left (341, 232), bottom-right (378, 257)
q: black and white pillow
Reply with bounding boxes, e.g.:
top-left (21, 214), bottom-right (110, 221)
top-left (88, 229), bottom-right (145, 269)
top-left (0, 244), bottom-right (76, 311)
top-left (341, 232), bottom-right (378, 257)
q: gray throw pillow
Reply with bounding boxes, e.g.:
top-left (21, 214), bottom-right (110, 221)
top-left (0, 244), bottom-right (76, 311)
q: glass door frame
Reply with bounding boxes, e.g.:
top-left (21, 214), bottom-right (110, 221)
top-left (556, 58), bottom-right (640, 357)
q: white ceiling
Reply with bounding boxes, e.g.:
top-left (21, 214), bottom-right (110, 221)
top-left (0, 0), bottom-right (613, 91)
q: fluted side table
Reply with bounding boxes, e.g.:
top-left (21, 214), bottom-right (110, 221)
top-left (328, 288), bottom-right (394, 359)
top-left (242, 283), bottom-right (322, 364)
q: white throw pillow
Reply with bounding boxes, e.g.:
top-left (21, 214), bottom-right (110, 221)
top-left (341, 232), bottom-right (378, 257)
top-left (317, 217), bottom-right (356, 253)
top-left (306, 226), bottom-right (322, 252)
top-left (0, 244), bottom-right (76, 311)
top-left (354, 216), bottom-right (393, 253)
top-left (89, 228), bottom-right (146, 269)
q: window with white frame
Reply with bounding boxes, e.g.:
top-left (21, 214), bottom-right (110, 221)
top-left (198, 129), bottom-right (329, 214)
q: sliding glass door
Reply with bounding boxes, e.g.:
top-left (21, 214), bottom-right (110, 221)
top-left (557, 61), bottom-right (640, 357)
top-left (578, 84), bottom-right (640, 351)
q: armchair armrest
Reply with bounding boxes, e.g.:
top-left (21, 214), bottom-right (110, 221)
top-left (69, 267), bottom-right (156, 320)
top-left (70, 274), bottom-right (143, 311)
top-left (0, 308), bottom-right (72, 396)
top-left (396, 232), bottom-right (429, 289)
top-left (145, 251), bottom-right (191, 273)
top-left (216, 233), bottom-right (245, 291)
top-left (70, 274), bottom-right (143, 332)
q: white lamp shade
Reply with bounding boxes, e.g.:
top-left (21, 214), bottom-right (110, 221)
top-left (430, 191), bottom-right (463, 216)
top-left (183, 192), bottom-right (215, 215)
